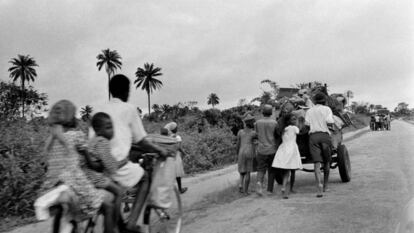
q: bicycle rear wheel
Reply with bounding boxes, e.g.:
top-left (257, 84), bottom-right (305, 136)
top-left (145, 187), bottom-right (182, 233)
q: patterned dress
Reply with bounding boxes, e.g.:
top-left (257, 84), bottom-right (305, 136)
top-left (80, 136), bottom-right (125, 188)
top-left (237, 129), bottom-right (258, 173)
top-left (41, 130), bottom-right (106, 217)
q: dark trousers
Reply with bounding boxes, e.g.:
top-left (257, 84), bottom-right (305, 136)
top-left (267, 167), bottom-right (278, 192)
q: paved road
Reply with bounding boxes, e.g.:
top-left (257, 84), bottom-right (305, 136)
top-left (181, 120), bottom-right (414, 233)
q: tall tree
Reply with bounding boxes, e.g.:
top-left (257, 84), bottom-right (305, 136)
top-left (8, 54), bottom-right (38, 118)
top-left (0, 81), bottom-right (47, 120)
top-left (207, 93), bottom-right (220, 108)
top-left (96, 49), bottom-right (122, 100)
top-left (80, 105), bottom-right (93, 122)
top-left (134, 63), bottom-right (163, 115)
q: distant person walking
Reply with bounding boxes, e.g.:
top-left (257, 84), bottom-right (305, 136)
top-left (255, 104), bottom-right (279, 196)
top-left (164, 122), bottom-right (189, 194)
top-left (305, 93), bottom-right (335, 198)
top-left (236, 114), bottom-right (258, 195)
top-left (272, 114), bottom-right (303, 199)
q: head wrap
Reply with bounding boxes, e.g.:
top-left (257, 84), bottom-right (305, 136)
top-left (48, 99), bottom-right (77, 127)
top-left (164, 122), bottom-right (178, 135)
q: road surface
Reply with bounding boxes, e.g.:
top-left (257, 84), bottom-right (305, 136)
top-left (181, 120), bottom-right (414, 233)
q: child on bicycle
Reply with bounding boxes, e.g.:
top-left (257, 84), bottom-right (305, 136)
top-left (78, 112), bottom-right (126, 233)
top-left (34, 100), bottom-right (109, 231)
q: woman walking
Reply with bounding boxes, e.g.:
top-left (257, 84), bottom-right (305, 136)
top-left (164, 122), bottom-right (188, 194)
top-left (272, 114), bottom-right (303, 199)
top-left (236, 114), bottom-right (258, 195)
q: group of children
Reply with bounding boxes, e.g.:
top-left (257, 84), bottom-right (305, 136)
top-left (35, 100), bottom-right (187, 233)
top-left (236, 113), bottom-right (303, 199)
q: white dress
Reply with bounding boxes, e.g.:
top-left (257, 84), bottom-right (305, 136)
top-left (272, 126), bottom-right (303, 170)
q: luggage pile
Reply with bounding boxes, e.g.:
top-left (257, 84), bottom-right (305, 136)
top-left (278, 84), bottom-right (353, 128)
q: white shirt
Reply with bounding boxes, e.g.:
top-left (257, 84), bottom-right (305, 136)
top-left (90, 98), bottom-right (147, 161)
top-left (305, 104), bottom-right (335, 134)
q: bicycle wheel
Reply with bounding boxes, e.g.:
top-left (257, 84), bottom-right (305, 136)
top-left (146, 187), bottom-right (183, 233)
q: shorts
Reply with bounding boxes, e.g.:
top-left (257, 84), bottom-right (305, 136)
top-left (256, 153), bottom-right (275, 172)
top-left (309, 132), bottom-right (332, 163)
top-left (113, 161), bottom-right (144, 188)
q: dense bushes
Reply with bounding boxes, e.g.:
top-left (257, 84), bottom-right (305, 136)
top-left (181, 128), bottom-right (236, 173)
top-left (143, 115), bottom-right (237, 173)
top-left (0, 119), bottom-right (48, 218)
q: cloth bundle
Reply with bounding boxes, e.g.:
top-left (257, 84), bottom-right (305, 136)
top-left (146, 134), bottom-right (179, 209)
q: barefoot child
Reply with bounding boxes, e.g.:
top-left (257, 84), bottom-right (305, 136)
top-left (236, 114), bottom-right (258, 194)
top-left (272, 114), bottom-right (303, 199)
top-left (77, 112), bottom-right (127, 233)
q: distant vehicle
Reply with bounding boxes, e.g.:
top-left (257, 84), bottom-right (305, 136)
top-left (370, 109), bottom-right (391, 131)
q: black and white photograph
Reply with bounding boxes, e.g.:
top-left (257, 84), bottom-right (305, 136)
top-left (0, 0), bottom-right (413, 233)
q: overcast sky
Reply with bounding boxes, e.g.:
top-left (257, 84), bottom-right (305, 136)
top-left (0, 0), bottom-right (413, 113)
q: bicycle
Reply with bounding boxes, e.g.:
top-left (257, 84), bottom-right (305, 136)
top-left (50, 138), bottom-right (183, 233)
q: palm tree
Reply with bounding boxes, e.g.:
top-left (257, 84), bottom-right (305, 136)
top-left (134, 63), bottom-right (163, 115)
top-left (80, 105), bottom-right (93, 121)
top-left (8, 54), bottom-right (38, 118)
top-left (207, 93), bottom-right (220, 108)
top-left (96, 49), bottom-right (122, 100)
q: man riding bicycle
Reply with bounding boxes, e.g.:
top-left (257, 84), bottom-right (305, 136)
top-left (90, 74), bottom-right (169, 233)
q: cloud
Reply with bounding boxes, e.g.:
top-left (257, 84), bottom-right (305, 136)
top-left (0, 0), bottom-right (412, 113)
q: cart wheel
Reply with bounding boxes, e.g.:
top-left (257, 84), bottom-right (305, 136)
top-left (274, 168), bottom-right (283, 185)
top-left (337, 144), bottom-right (351, 182)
